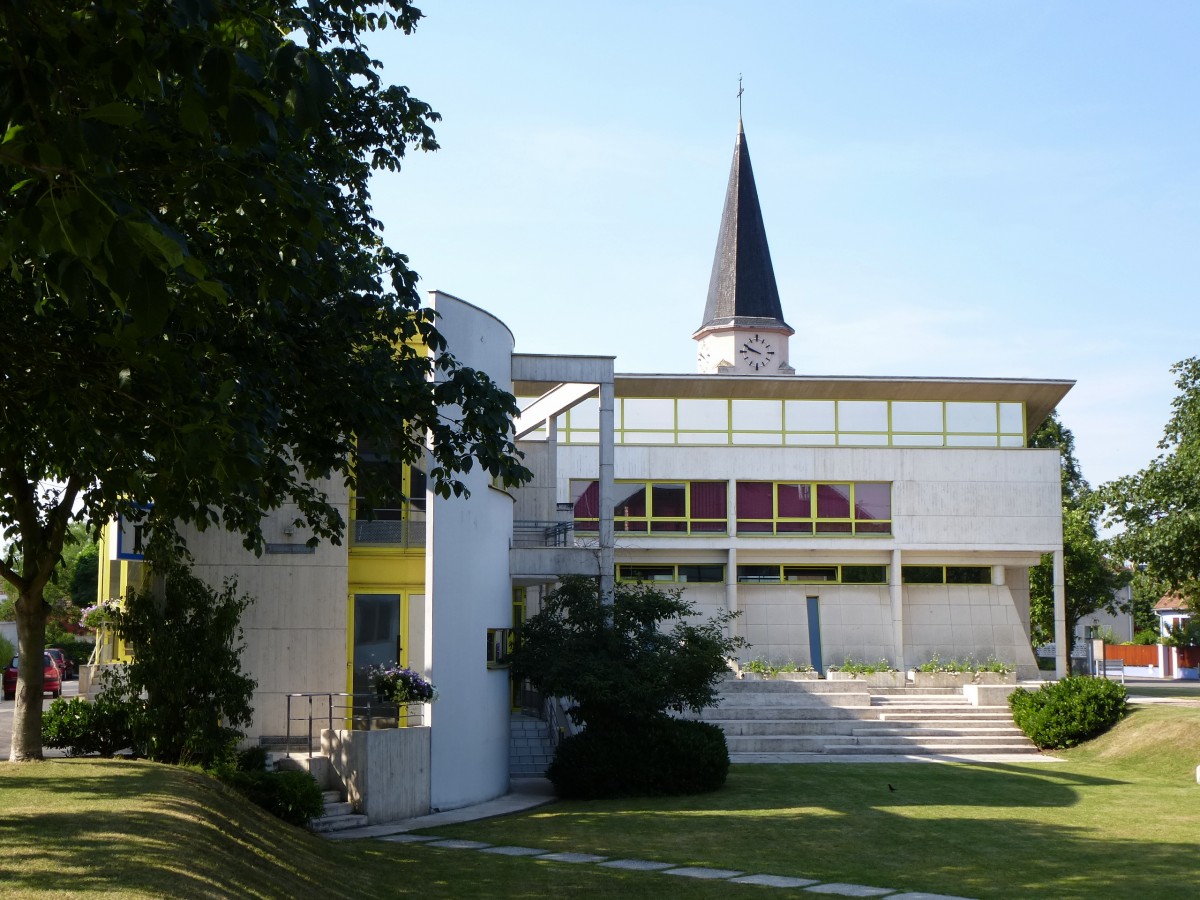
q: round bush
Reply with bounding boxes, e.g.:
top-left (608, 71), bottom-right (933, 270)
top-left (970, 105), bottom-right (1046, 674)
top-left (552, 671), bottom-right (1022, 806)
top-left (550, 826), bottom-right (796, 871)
top-left (1008, 676), bottom-right (1129, 749)
top-left (41, 694), bottom-right (139, 757)
top-left (548, 716), bottom-right (729, 799)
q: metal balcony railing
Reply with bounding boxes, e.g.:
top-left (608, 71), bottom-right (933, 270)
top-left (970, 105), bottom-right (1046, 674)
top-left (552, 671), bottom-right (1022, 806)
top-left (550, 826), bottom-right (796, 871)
top-left (351, 511), bottom-right (426, 547)
top-left (284, 692), bottom-right (429, 758)
top-left (511, 520), bottom-right (574, 548)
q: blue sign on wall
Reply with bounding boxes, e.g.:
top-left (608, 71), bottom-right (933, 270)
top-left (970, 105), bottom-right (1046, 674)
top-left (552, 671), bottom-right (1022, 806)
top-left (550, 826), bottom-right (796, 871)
top-left (116, 506), bottom-right (153, 561)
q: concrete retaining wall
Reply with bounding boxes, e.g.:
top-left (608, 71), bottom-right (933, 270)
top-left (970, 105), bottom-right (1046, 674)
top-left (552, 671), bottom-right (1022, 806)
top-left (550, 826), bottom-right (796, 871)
top-left (322, 727), bottom-right (431, 824)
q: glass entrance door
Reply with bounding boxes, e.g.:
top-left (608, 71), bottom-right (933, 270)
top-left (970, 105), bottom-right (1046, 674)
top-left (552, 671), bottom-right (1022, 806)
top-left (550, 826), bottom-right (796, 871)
top-left (352, 593), bottom-right (406, 697)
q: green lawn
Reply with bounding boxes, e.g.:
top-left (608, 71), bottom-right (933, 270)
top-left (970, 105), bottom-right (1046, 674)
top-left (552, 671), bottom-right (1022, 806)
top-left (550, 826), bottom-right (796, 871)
top-left (414, 704), bottom-right (1200, 899)
top-left (2, 705), bottom-right (1198, 899)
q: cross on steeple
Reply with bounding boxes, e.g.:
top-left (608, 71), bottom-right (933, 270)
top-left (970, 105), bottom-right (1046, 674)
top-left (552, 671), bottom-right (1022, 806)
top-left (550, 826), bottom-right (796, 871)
top-left (738, 74), bottom-right (744, 124)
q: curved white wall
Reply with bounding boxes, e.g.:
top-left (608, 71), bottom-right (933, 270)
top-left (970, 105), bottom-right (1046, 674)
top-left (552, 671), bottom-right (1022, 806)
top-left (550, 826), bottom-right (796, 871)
top-left (425, 292), bottom-right (516, 810)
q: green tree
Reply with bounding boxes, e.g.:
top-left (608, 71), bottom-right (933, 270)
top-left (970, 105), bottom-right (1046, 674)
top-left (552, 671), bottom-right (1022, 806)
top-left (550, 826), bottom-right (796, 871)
top-left (511, 576), bottom-right (744, 731)
top-left (1104, 358), bottom-right (1200, 609)
top-left (1129, 567), bottom-right (1168, 636)
top-left (110, 557), bottom-right (257, 767)
top-left (1028, 413), bottom-right (1129, 663)
top-left (0, 1), bottom-right (530, 761)
top-left (511, 577), bottom-right (744, 798)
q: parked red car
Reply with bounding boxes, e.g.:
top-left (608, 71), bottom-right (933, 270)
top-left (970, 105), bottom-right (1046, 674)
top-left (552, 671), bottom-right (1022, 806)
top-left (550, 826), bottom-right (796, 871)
top-left (2, 654), bottom-right (62, 702)
top-left (46, 647), bottom-right (76, 680)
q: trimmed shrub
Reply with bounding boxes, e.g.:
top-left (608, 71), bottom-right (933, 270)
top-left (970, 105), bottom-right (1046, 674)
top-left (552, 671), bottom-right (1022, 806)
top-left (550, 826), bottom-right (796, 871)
top-left (235, 744), bottom-right (270, 773)
top-left (221, 769), bottom-right (325, 829)
top-left (548, 717), bottom-right (729, 800)
top-left (41, 692), bottom-right (141, 757)
top-left (1008, 676), bottom-right (1129, 749)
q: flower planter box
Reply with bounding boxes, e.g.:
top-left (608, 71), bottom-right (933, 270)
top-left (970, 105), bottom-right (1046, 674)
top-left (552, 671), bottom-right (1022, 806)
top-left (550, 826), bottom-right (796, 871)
top-left (773, 671), bottom-right (820, 681)
top-left (907, 671), bottom-right (1016, 688)
top-left (826, 670), bottom-right (906, 688)
top-left (973, 671), bottom-right (1017, 685)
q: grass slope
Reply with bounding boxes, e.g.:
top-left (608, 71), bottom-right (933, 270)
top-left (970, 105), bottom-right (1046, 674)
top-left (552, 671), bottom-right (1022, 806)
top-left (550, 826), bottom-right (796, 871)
top-left (2, 705), bottom-right (1198, 899)
top-left (0, 759), bottom-right (751, 899)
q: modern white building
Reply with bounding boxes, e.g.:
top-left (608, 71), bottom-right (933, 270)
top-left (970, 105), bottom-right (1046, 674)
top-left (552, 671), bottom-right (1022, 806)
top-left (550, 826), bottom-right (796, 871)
top-left (94, 121), bottom-right (1072, 815)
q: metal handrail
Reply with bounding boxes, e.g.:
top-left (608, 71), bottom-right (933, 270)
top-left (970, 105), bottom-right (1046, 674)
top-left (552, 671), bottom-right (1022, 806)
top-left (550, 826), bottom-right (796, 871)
top-left (284, 692), bottom-right (429, 759)
top-left (512, 520), bottom-right (574, 548)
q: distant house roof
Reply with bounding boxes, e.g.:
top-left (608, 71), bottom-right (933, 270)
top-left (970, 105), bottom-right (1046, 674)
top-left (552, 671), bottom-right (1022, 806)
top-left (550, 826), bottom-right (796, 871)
top-left (1154, 593), bottom-right (1190, 614)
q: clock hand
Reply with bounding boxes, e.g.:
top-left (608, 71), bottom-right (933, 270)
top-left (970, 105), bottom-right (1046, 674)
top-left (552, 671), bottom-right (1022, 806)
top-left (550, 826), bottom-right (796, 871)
top-left (742, 344), bottom-right (761, 355)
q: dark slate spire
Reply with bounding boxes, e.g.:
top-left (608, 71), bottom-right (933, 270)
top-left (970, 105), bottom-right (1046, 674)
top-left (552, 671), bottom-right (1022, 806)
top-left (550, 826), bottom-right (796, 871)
top-left (695, 122), bottom-right (792, 336)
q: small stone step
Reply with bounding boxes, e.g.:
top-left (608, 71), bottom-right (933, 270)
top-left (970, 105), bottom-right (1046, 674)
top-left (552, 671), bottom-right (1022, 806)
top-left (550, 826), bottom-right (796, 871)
top-left (322, 800), bottom-right (354, 817)
top-left (713, 719), bottom-right (872, 737)
top-left (311, 813), bottom-right (370, 833)
top-left (844, 734), bottom-right (1034, 746)
top-left (822, 742), bottom-right (1041, 755)
top-left (852, 726), bottom-right (1024, 737)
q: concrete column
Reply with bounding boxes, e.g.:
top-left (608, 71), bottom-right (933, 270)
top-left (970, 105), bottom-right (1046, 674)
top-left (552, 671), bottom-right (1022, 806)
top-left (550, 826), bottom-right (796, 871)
top-left (598, 380), bottom-right (615, 605)
top-left (890, 548), bottom-right (904, 670)
top-left (1053, 548), bottom-right (1068, 678)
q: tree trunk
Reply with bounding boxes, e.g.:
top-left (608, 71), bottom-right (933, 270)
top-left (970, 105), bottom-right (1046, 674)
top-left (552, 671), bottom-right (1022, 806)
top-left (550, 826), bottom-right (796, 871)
top-left (10, 585), bottom-right (49, 761)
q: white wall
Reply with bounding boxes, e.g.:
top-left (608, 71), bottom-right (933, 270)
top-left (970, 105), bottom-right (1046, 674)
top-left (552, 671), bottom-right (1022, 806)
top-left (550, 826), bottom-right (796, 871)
top-left (426, 292), bottom-right (516, 810)
top-left (903, 585), bottom-right (1038, 675)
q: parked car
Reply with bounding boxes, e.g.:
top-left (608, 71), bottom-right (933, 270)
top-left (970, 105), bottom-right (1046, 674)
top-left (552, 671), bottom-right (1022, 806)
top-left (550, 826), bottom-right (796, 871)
top-left (2, 654), bottom-right (62, 701)
top-left (46, 647), bottom-right (77, 680)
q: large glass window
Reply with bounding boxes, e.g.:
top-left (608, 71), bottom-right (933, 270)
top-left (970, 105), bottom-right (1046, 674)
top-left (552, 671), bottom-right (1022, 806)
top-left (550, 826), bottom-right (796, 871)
top-left (892, 401), bottom-right (943, 433)
top-left (547, 397), bottom-right (1028, 447)
top-left (785, 400), bottom-right (836, 432)
top-left (573, 480), bottom-right (727, 535)
top-left (353, 436), bottom-right (427, 546)
top-left (738, 564), bottom-right (888, 584)
top-left (902, 565), bottom-right (992, 585)
top-left (838, 401), bottom-right (888, 432)
top-left (617, 564), bottom-right (725, 584)
top-left (677, 399), bottom-right (729, 431)
top-left (737, 482), bottom-right (891, 536)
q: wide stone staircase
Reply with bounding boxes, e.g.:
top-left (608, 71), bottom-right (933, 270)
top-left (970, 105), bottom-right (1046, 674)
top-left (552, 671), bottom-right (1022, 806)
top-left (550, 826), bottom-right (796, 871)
top-left (694, 678), bottom-right (1039, 758)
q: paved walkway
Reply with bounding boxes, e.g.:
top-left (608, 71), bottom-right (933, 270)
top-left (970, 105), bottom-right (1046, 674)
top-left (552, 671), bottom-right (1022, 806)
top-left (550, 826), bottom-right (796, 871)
top-left (324, 781), bottom-right (976, 898)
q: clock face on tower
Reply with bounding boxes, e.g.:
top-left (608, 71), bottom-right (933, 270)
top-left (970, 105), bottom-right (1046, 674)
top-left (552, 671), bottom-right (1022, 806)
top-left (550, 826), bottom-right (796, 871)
top-left (740, 334), bottom-right (775, 371)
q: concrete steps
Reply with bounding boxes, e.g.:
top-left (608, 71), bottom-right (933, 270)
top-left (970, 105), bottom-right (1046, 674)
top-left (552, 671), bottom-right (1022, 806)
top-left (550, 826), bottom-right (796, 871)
top-left (311, 788), bottom-right (369, 833)
top-left (510, 713), bottom-right (556, 777)
top-left (703, 678), bottom-right (1039, 758)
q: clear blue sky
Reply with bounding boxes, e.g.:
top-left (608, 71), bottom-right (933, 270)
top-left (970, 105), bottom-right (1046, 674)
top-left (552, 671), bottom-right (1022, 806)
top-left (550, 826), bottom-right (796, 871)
top-left (367, 0), bottom-right (1199, 489)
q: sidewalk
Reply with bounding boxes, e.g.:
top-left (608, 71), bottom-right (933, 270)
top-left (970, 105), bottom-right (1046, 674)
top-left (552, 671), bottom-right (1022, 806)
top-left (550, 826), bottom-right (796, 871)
top-left (322, 777), bottom-right (556, 841)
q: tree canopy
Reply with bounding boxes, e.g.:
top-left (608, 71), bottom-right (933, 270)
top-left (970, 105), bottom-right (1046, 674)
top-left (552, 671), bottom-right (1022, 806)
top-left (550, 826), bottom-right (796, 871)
top-left (511, 576), bottom-right (744, 731)
top-left (1104, 358), bottom-right (1200, 607)
top-left (0, 0), bottom-right (530, 760)
top-left (1028, 412), bottom-right (1128, 656)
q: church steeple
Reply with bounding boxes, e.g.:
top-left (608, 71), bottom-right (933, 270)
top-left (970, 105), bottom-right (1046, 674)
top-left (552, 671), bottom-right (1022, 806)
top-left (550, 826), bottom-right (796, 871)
top-left (694, 117), bottom-right (794, 375)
